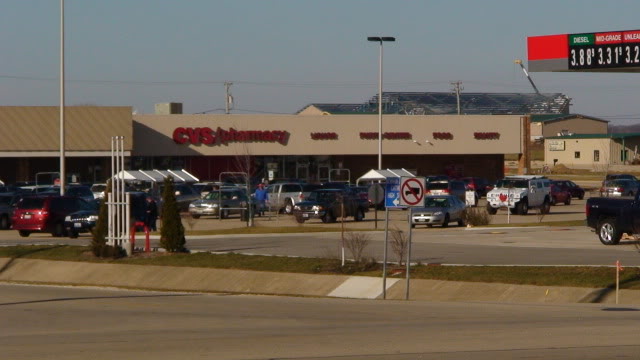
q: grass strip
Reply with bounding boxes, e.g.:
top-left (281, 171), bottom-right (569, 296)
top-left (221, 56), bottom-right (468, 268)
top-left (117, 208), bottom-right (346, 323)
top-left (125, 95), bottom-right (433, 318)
top-left (2, 245), bottom-right (639, 290)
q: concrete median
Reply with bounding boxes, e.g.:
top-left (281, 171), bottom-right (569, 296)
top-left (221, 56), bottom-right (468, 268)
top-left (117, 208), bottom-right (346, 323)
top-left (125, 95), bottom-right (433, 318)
top-left (2, 257), bottom-right (640, 304)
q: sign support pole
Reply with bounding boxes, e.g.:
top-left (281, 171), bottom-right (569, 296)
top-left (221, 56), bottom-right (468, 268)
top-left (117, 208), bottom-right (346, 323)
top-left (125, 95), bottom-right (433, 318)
top-left (382, 207), bottom-right (389, 300)
top-left (405, 209), bottom-right (413, 300)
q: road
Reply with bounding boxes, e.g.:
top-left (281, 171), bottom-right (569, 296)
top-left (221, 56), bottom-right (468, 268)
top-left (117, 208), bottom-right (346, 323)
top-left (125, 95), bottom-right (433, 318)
top-left (2, 284), bottom-right (639, 360)
top-left (4, 196), bottom-right (640, 266)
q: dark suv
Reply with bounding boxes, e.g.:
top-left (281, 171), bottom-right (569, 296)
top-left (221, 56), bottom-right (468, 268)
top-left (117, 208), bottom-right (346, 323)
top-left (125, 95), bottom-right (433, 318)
top-left (12, 195), bottom-right (89, 237)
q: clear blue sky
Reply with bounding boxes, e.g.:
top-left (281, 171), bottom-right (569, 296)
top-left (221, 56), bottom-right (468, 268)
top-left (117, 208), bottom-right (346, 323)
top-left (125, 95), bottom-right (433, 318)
top-left (3, 0), bottom-right (640, 124)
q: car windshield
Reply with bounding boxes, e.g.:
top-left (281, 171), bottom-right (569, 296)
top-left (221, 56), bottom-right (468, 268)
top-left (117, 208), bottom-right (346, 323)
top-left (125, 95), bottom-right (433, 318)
top-left (205, 191), bottom-right (241, 201)
top-left (424, 198), bottom-right (449, 207)
top-left (427, 182), bottom-right (448, 190)
top-left (495, 179), bottom-right (529, 188)
top-left (308, 191), bottom-right (339, 202)
top-left (79, 200), bottom-right (98, 211)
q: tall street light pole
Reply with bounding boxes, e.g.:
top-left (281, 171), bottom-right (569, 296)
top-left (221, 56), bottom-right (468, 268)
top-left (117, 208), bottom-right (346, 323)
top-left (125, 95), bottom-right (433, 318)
top-left (59, 0), bottom-right (66, 195)
top-left (367, 36), bottom-right (395, 170)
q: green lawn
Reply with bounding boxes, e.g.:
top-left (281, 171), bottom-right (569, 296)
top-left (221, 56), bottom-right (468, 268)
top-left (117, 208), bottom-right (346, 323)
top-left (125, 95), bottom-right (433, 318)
top-left (1, 245), bottom-right (638, 290)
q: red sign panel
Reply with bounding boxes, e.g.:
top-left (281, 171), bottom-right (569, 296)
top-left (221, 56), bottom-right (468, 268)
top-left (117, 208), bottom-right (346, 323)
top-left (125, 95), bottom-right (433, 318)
top-left (595, 32), bottom-right (622, 45)
top-left (173, 127), bottom-right (289, 145)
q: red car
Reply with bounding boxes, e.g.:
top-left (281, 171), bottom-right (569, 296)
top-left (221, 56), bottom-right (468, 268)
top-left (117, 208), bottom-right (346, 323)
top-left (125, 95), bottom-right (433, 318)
top-left (12, 195), bottom-right (89, 237)
top-left (549, 183), bottom-right (571, 205)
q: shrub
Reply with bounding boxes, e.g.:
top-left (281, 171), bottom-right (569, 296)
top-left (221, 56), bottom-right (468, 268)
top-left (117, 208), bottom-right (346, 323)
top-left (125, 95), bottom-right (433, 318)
top-left (461, 207), bottom-right (491, 226)
top-left (344, 232), bottom-right (370, 263)
top-left (159, 176), bottom-right (186, 252)
top-left (390, 227), bottom-right (408, 266)
top-left (90, 181), bottom-right (125, 258)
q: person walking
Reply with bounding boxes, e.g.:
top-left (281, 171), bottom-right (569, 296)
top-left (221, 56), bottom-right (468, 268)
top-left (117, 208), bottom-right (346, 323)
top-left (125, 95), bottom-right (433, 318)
top-left (253, 183), bottom-right (268, 216)
top-left (144, 196), bottom-right (158, 231)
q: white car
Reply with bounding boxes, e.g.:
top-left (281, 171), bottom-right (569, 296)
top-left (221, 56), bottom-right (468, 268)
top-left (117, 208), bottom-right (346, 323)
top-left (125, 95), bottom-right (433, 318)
top-left (486, 175), bottom-right (551, 215)
top-left (90, 183), bottom-right (107, 199)
top-left (411, 195), bottom-right (467, 228)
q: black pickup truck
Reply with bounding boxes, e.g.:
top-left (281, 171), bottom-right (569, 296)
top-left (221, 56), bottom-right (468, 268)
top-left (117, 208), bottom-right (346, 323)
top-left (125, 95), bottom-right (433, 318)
top-left (586, 193), bottom-right (640, 245)
top-left (292, 189), bottom-right (369, 223)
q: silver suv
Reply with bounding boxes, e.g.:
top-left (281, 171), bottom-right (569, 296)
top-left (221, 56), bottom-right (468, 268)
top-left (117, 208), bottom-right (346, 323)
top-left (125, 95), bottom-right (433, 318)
top-left (267, 183), bottom-right (321, 214)
top-left (486, 175), bottom-right (551, 215)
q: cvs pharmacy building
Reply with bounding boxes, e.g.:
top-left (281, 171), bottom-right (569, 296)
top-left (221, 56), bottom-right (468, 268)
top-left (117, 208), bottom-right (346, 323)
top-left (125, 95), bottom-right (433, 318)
top-left (133, 114), bottom-right (526, 183)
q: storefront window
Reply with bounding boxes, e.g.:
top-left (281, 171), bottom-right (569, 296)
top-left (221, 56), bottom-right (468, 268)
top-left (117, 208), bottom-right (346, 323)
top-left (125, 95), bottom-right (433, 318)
top-left (574, 151), bottom-right (580, 159)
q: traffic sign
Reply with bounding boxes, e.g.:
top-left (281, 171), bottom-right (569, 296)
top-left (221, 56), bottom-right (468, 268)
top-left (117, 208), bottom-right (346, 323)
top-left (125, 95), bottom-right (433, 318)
top-left (385, 177), bottom-right (401, 208)
top-left (399, 177), bottom-right (426, 207)
top-left (368, 183), bottom-right (384, 205)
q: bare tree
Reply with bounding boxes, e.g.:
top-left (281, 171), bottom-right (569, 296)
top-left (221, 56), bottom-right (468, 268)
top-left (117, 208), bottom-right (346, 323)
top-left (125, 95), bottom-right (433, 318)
top-left (344, 232), bottom-right (370, 263)
top-left (390, 226), bottom-right (408, 266)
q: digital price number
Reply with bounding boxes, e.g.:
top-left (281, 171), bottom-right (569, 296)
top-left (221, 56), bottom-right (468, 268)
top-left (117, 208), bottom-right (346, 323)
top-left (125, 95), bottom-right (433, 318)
top-left (569, 31), bottom-right (640, 70)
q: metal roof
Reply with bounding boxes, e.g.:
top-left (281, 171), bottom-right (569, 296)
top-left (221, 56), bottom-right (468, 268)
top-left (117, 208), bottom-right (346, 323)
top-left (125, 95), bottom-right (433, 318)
top-left (114, 169), bottom-right (199, 183)
top-left (356, 169), bottom-right (416, 184)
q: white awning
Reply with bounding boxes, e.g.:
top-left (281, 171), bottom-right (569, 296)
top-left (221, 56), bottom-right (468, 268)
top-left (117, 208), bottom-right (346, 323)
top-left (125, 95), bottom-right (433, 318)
top-left (356, 168), bottom-right (416, 184)
top-left (114, 169), bottom-right (199, 183)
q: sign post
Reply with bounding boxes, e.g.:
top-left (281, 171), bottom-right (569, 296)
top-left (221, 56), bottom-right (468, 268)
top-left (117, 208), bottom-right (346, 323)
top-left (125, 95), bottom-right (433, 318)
top-left (399, 176), bottom-right (426, 300)
top-left (381, 177), bottom-right (401, 299)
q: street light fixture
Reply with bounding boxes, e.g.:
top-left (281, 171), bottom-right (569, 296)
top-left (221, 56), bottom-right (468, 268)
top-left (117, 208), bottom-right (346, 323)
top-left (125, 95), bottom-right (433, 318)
top-left (367, 36), bottom-right (395, 170)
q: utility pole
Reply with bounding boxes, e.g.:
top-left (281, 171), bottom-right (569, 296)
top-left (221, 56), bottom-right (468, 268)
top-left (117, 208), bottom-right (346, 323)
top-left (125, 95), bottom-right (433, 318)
top-left (224, 82), bottom-right (234, 114)
top-left (450, 81), bottom-right (463, 115)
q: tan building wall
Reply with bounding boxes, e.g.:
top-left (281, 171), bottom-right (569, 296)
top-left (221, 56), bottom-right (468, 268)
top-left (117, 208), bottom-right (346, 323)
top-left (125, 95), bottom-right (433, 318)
top-left (133, 114), bottom-right (523, 157)
top-left (0, 106), bottom-right (133, 155)
top-left (544, 136), bottom-right (640, 169)
top-left (542, 118), bottom-right (607, 137)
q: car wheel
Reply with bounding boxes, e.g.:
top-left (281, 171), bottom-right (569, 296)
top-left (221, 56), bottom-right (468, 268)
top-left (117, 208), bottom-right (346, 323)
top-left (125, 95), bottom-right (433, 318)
top-left (321, 212), bottom-right (335, 223)
top-left (442, 214), bottom-right (450, 228)
top-left (295, 215), bottom-right (305, 224)
top-left (410, 223), bottom-right (415, 228)
top-left (598, 218), bottom-right (621, 245)
top-left (0, 215), bottom-right (9, 230)
top-left (191, 214), bottom-right (201, 219)
top-left (284, 199), bottom-right (294, 215)
top-left (18, 230), bottom-right (31, 237)
top-left (517, 200), bottom-right (529, 215)
top-left (458, 217), bottom-right (465, 227)
top-left (51, 222), bottom-right (66, 237)
top-left (354, 209), bottom-right (364, 222)
top-left (68, 230), bottom-right (79, 239)
top-left (578, 193), bottom-right (584, 200)
top-left (540, 199), bottom-right (550, 214)
top-left (486, 204), bottom-right (497, 215)
top-left (564, 195), bottom-right (571, 205)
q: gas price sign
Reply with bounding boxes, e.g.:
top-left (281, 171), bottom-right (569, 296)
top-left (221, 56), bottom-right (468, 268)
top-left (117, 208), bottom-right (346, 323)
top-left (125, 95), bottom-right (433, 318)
top-left (569, 30), bottom-right (640, 70)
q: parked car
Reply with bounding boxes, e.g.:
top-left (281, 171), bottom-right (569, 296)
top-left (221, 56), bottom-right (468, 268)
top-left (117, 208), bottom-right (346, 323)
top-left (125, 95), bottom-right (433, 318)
top-left (425, 180), bottom-right (467, 202)
top-left (90, 183), bottom-right (107, 199)
top-left (411, 195), bottom-right (467, 228)
top-left (551, 179), bottom-right (585, 200)
top-left (157, 183), bottom-right (201, 212)
top-left (486, 175), bottom-right (551, 215)
top-left (549, 182), bottom-right (571, 205)
top-left (64, 185), bottom-right (95, 202)
top-left (267, 182), bottom-right (322, 214)
top-left (64, 192), bottom-right (147, 238)
top-left (424, 175), bottom-right (450, 183)
top-left (192, 181), bottom-right (223, 198)
top-left (605, 174), bottom-right (638, 182)
top-left (188, 188), bottom-right (253, 219)
top-left (12, 195), bottom-right (90, 237)
top-left (292, 189), bottom-right (369, 223)
top-left (0, 193), bottom-right (21, 230)
top-left (586, 192), bottom-right (640, 245)
top-left (599, 179), bottom-right (639, 197)
top-left (461, 177), bottom-right (491, 198)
